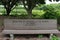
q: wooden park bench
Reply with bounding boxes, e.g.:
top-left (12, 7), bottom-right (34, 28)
top-left (1, 19), bottom-right (60, 40)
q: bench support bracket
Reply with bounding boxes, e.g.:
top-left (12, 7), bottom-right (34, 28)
top-left (49, 34), bottom-right (53, 40)
top-left (10, 34), bottom-right (14, 40)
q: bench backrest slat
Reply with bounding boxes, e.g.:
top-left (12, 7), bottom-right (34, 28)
top-left (4, 19), bottom-right (57, 30)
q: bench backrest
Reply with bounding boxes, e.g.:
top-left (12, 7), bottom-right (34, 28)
top-left (4, 19), bottom-right (57, 30)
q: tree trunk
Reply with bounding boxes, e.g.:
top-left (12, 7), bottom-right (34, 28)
top-left (6, 9), bottom-right (11, 16)
top-left (27, 10), bottom-right (32, 19)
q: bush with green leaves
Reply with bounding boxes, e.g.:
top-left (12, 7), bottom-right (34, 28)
top-left (39, 4), bottom-right (60, 25)
top-left (38, 34), bottom-right (43, 38)
top-left (32, 10), bottom-right (45, 19)
top-left (50, 35), bottom-right (60, 40)
top-left (40, 4), bottom-right (60, 19)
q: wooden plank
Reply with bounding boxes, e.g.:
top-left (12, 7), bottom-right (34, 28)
top-left (4, 19), bottom-right (57, 30)
top-left (2, 30), bottom-right (60, 34)
top-left (3, 19), bottom-right (59, 34)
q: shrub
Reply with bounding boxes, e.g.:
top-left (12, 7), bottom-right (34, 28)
top-left (40, 4), bottom-right (60, 19)
top-left (51, 35), bottom-right (59, 40)
top-left (32, 10), bottom-right (45, 18)
top-left (38, 34), bottom-right (43, 38)
top-left (39, 4), bottom-right (60, 25)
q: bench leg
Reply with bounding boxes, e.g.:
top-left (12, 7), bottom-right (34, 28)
top-left (49, 34), bottom-right (53, 40)
top-left (10, 34), bottom-right (14, 40)
top-left (0, 33), bottom-right (3, 40)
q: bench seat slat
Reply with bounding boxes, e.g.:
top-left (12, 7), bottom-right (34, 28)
top-left (2, 29), bottom-right (60, 34)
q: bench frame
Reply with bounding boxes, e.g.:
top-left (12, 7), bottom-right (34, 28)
top-left (2, 29), bottom-right (60, 40)
top-left (1, 19), bottom-right (60, 40)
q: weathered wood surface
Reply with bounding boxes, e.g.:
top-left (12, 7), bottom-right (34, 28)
top-left (1, 19), bottom-right (60, 34)
top-left (4, 19), bottom-right (57, 30)
top-left (2, 30), bottom-right (59, 34)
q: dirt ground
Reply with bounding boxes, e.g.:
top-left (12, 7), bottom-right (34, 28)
top-left (0, 34), bottom-right (50, 40)
top-left (2, 37), bottom-right (49, 40)
top-left (0, 34), bottom-right (60, 40)
top-left (14, 37), bottom-right (49, 40)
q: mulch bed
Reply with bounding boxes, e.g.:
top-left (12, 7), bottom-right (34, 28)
top-left (1, 34), bottom-right (50, 40)
top-left (2, 37), bottom-right (49, 40)
top-left (14, 37), bottom-right (49, 40)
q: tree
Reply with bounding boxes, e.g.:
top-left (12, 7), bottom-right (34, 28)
top-left (0, 0), bottom-right (19, 15)
top-left (21, 0), bottom-right (45, 18)
top-left (0, 0), bottom-right (45, 16)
